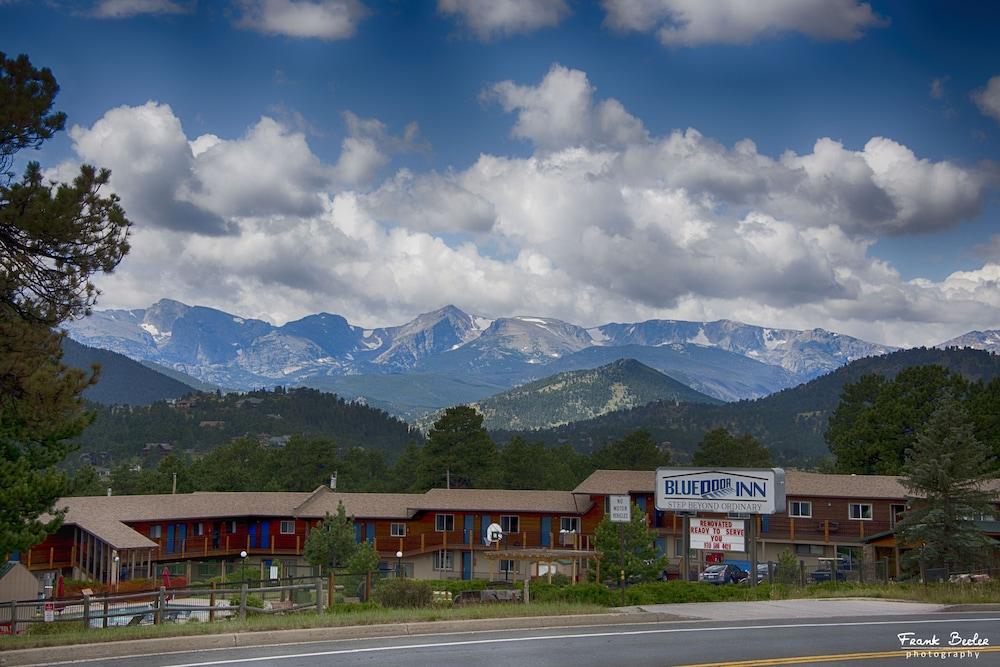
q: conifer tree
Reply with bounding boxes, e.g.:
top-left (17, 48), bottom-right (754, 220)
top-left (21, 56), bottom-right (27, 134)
top-left (415, 406), bottom-right (498, 489)
top-left (1, 52), bottom-right (131, 555)
top-left (303, 503), bottom-right (358, 570)
top-left (692, 428), bottom-right (772, 467)
top-left (897, 395), bottom-right (998, 575)
top-left (594, 503), bottom-right (665, 582)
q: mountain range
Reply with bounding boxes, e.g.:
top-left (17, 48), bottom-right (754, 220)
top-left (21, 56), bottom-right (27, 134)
top-left (63, 298), bottom-right (997, 419)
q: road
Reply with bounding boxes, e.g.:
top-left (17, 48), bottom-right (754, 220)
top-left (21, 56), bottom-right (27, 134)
top-left (28, 612), bottom-right (999, 667)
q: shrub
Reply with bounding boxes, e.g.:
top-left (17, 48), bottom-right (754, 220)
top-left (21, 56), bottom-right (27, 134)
top-left (227, 593), bottom-right (265, 609)
top-left (776, 550), bottom-right (799, 585)
top-left (374, 578), bottom-right (433, 608)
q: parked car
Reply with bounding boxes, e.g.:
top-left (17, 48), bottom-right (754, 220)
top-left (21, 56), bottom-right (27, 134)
top-left (809, 566), bottom-right (848, 583)
top-left (698, 564), bottom-right (747, 585)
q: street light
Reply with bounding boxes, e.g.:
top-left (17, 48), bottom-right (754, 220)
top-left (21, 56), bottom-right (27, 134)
top-left (395, 551), bottom-right (403, 579)
top-left (112, 553), bottom-right (120, 592)
top-left (240, 550), bottom-right (248, 589)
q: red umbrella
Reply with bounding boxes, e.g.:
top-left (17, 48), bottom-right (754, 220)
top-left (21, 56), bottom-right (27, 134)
top-left (161, 566), bottom-right (171, 588)
top-left (55, 574), bottom-right (65, 599)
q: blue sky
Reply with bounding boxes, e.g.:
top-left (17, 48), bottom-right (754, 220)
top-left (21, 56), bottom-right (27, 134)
top-left (2, 0), bottom-right (999, 346)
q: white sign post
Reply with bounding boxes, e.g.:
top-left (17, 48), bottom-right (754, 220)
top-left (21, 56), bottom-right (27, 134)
top-left (607, 495), bottom-right (631, 606)
top-left (609, 495), bottom-right (631, 523)
top-left (689, 518), bottom-right (745, 552)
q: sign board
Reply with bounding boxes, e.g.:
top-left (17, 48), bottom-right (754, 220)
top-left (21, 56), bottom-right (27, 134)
top-left (609, 495), bottom-right (631, 523)
top-left (43, 602), bottom-right (54, 623)
top-left (689, 518), bottom-right (745, 551)
top-left (485, 522), bottom-right (504, 544)
top-left (655, 468), bottom-right (786, 514)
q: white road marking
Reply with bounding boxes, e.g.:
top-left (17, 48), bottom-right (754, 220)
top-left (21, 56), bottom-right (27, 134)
top-left (150, 617), bottom-right (1000, 667)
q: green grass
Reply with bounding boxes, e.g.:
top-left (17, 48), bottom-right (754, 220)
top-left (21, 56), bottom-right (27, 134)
top-left (0, 602), bottom-right (607, 651)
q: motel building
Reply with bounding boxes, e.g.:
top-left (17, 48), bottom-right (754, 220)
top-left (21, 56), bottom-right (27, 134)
top-left (12, 469), bottom-right (1000, 588)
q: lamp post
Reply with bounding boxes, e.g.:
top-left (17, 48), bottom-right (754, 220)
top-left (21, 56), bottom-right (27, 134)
top-left (240, 550), bottom-right (248, 588)
top-left (395, 550), bottom-right (403, 579)
top-left (112, 553), bottom-right (120, 592)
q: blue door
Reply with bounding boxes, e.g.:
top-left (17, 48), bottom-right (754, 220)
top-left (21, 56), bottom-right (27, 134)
top-left (177, 524), bottom-right (187, 553)
top-left (366, 522), bottom-right (375, 543)
top-left (249, 523), bottom-right (257, 549)
top-left (354, 524), bottom-right (362, 544)
top-left (462, 552), bottom-right (472, 580)
top-left (166, 524), bottom-right (175, 553)
top-left (261, 521), bottom-right (270, 550)
top-left (464, 515), bottom-right (473, 544)
top-left (540, 517), bottom-right (551, 547)
top-left (481, 515), bottom-right (491, 543)
top-left (636, 496), bottom-right (647, 512)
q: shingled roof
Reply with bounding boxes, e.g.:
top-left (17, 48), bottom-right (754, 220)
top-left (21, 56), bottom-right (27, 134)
top-left (294, 487), bottom-right (423, 519)
top-left (411, 489), bottom-right (592, 514)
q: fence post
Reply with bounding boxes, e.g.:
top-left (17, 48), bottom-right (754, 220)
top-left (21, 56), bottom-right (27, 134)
top-left (767, 561), bottom-right (774, 585)
top-left (103, 598), bottom-right (109, 629)
top-left (155, 586), bottom-right (165, 625)
top-left (799, 560), bottom-right (806, 587)
top-left (365, 572), bottom-right (372, 603)
top-left (240, 583), bottom-right (248, 621)
top-left (9, 599), bottom-right (17, 635)
top-left (82, 594), bottom-right (91, 631)
top-left (882, 558), bottom-right (890, 584)
top-left (209, 581), bottom-right (216, 623)
top-left (859, 554), bottom-right (865, 585)
top-left (315, 577), bottom-right (323, 614)
top-left (327, 573), bottom-right (334, 608)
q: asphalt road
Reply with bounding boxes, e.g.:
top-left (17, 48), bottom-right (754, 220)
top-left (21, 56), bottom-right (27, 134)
top-left (30, 613), bottom-right (1000, 667)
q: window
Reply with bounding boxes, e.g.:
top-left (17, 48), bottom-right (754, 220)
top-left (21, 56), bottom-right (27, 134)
top-left (149, 525), bottom-right (162, 539)
top-left (435, 514), bottom-right (454, 532)
top-left (390, 523), bottom-right (406, 537)
top-left (228, 520), bottom-right (237, 534)
top-left (500, 559), bottom-right (518, 574)
top-left (890, 504), bottom-right (906, 528)
top-left (560, 517), bottom-right (580, 533)
top-left (280, 520), bottom-right (295, 535)
top-left (789, 501), bottom-right (812, 518)
top-left (727, 512), bottom-right (751, 519)
top-left (849, 503), bottom-right (873, 520)
top-left (193, 522), bottom-right (204, 536)
top-left (674, 538), bottom-right (684, 557)
top-left (794, 544), bottom-right (826, 556)
top-left (500, 515), bottom-right (520, 534)
top-left (434, 550), bottom-right (453, 571)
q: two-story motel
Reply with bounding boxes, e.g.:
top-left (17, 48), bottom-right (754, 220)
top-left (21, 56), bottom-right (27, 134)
top-left (16, 469), bottom-right (1000, 587)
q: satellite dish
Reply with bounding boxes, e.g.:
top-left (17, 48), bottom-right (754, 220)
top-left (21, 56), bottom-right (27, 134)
top-left (485, 522), bottom-right (503, 545)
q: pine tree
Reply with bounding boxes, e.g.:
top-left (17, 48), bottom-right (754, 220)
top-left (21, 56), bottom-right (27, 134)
top-left (0, 52), bottom-right (131, 556)
top-left (594, 503), bottom-right (665, 582)
top-left (897, 395), bottom-right (998, 575)
top-left (591, 430), bottom-right (670, 470)
top-left (415, 406), bottom-right (498, 490)
top-left (303, 503), bottom-right (358, 570)
top-left (692, 428), bottom-right (772, 467)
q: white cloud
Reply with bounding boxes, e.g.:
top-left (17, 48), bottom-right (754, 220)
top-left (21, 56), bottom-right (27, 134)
top-left (602, 0), bottom-right (887, 46)
top-left (972, 75), bottom-right (1000, 123)
top-left (486, 63), bottom-right (647, 150)
top-left (234, 0), bottom-right (368, 40)
top-left (71, 67), bottom-right (999, 347)
top-left (92, 0), bottom-right (191, 17)
top-left (437, 0), bottom-right (570, 40)
top-left (929, 76), bottom-right (948, 100)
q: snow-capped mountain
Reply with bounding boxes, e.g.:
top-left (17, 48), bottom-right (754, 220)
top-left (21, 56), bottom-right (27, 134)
top-left (936, 330), bottom-right (1000, 354)
top-left (64, 299), bottom-right (904, 408)
top-left (590, 319), bottom-right (897, 377)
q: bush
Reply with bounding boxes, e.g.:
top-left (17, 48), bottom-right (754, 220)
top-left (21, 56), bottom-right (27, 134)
top-left (419, 579), bottom-right (491, 595)
top-left (373, 578), bottom-right (433, 608)
top-left (227, 593), bottom-right (265, 609)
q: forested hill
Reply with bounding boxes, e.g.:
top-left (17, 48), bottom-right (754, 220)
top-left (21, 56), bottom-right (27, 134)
top-left (496, 347), bottom-right (1000, 465)
top-left (466, 358), bottom-right (721, 431)
top-left (62, 338), bottom-right (199, 405)
top-left (73, 387), bottom-right (422, 463)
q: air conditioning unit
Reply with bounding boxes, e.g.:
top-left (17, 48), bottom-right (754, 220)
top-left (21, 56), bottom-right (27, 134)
top-left (559, 532), bottom-right (577, 547)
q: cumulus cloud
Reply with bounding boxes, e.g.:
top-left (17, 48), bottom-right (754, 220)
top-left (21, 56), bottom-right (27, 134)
top-left (92, 0), bottom-right (191, 17)
top-left (601, 0), bottom-right (887, 46)
top-left (73, 66), bottom-right (999, 346)
top-left (486, 63), bottom-right (647, 150)
top-left (234, 0), bottom-right (368, 40)
top-left (437, 0), bottom-right (570, 40)
top-left (929, 76), bottom-right (948, 99)
top-left (972, 75), bottom-right (1000, 123)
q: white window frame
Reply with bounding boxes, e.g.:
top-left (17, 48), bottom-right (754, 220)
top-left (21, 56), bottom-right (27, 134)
top-left (500, 515), bottom-right (520, 534)
top-left (149, 525), bottom-right (162, 539)
top-left (390, 523), bottom-right (406, 537)
top-left (435, 514), bottom-right (454, 532)
top-left (280, 520), bottom-right (295, 535)
top-left (560, 517), bottom-right (580, 533)
top-left (434, 550), bottom-right (453, 571)
top-left (228, 520), bottom-right (237, 534)
top-left (890, 504), bottom-right (906, 528)
top-left (499, 559), bottom-right (518, 573)
top-left (849, 503), bottom-right (873, 521)
top-left (193, 522), bottom-right (204, 536)
top-left (789, 501), bottom-right (812, 518)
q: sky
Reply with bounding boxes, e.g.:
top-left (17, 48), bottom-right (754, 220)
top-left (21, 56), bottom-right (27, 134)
top-left (2, 0), bottom-right (999, 347)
